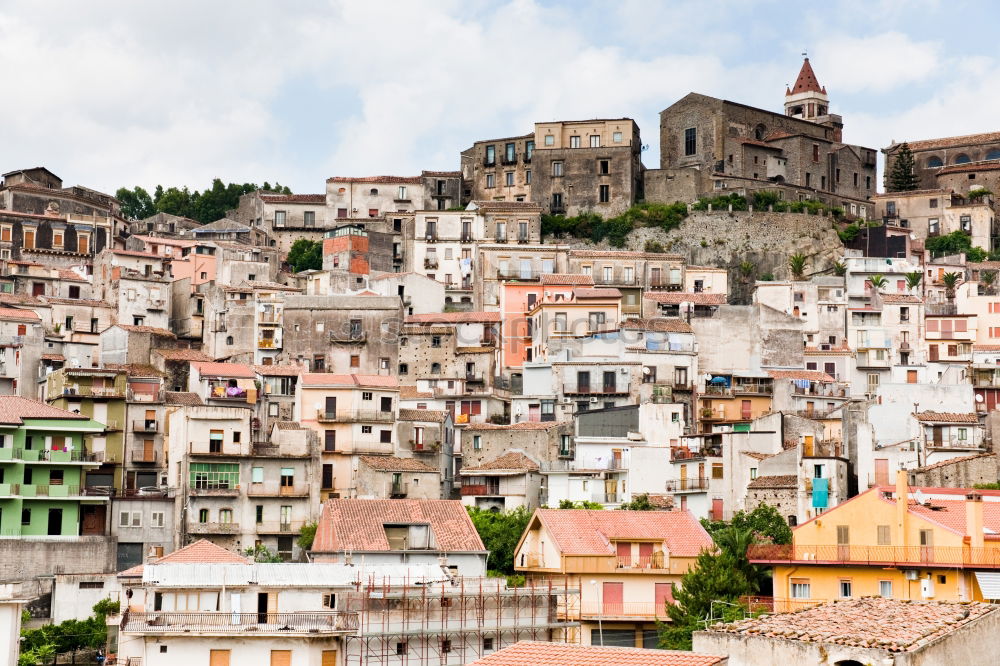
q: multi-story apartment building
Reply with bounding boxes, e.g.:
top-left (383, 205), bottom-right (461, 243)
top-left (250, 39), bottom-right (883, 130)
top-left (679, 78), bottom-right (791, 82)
top-left (326, 172), bottom-right (462, 219)
top-left (697, 371), bottom-right (774, 433)
top-left (92, 249), bottom-right (171, 328)
top-left (873, 189), bottom-right (996, 252)
top-left (527, 286), bottom-right (623, 362)
top-left (0, 307), bottom-right (43, 395)
top-left (567, 250), bottom-right (687, 317)
top-left (515, 508), bottom-right (712, 648)
top-left (497, 272), bottom-right (583, 371)
top-left (231, 190), bottom-right (328, 255)
top-left (461, 133), bottom-right (535, 204)
top-left (477, 242), bottom-right (570, 313)
top-left (411, 210), bottom-right (486, 308)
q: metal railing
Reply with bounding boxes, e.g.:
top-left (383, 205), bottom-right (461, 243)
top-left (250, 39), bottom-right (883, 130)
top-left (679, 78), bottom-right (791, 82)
top-left (497, 269), bottom-right (541, 281)
top-left (616, 552), bottom-right (666, 569)
top-left (390, 482), bottom-right (408, 497)
top-left (131, 449), bottom-right (157, 464)
top-left (562, 382), bottom-right (630, 395)
top-left (187, 522), bottom-right (241, 534)
top-left (664, 477), bottom-right (709, 492)
top-left (258, 311), bottom-right (281, 323)
top-left (591, 492), bottom-right (619, 504)
top-left (0, 448), bottom-right (100, 463)
top-left (593, 275), bottom-right (637, 286)
top-left (122, 611), bottom-right (359, 634)
top-left (926, 439), bottom-right (984, 450)
top-left (20, 484), bottom-right (82, 497)
top-left (254, 520), bottom-right (308, 533)
top-left (247, 482), bottom-right (309, 497)
top-left (580, 602), bottom-right (670, 619)
top-left (132, 420), bottom-right (158, 432)
top-left (315, 409), bottom-right (394, 423)
top-left (748, 543), bottom-right (1000, 569)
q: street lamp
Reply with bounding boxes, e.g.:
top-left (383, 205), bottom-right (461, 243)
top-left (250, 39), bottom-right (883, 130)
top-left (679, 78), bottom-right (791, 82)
top-left (590, 579), bottom-right (604, 646)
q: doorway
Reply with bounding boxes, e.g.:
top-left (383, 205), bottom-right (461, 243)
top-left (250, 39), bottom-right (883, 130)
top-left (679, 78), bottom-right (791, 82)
top-left (47, 508), bottom-right (63, 535)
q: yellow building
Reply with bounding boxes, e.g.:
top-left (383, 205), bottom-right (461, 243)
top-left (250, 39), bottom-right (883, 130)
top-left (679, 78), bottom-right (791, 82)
top-left (750, 471), bottom-right (1000, 609)
top-left (698, 372), bottom-right (773, 432)
top-left (513, 508), bottom-right (712, 648)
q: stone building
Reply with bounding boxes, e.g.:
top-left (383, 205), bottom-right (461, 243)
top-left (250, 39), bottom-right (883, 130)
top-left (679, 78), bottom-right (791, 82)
top-left (355, 455), bottom-right (442, 500)
top-left (326, 174), bottom-right (461, 219)
top-left (0, 167), bottom-right (120, 219)
top-left (651, 59), bottom-right (876, 214)
top-left (883, 130), bottom-right (1000, 193)
top-left (531, 118), bottom-right (643, 216)
top-left (230, 190), bottom-right (328, 255)
top-left (460, 133), bottom-right (535, 204)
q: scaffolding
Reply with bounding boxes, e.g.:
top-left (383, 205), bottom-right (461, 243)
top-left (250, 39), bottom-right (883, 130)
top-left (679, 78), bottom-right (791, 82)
top-left (343, 574), bottom-right (581, 665)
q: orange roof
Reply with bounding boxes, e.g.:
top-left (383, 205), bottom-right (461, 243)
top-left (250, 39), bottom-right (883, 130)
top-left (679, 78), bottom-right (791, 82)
top-left (119, 538), bottom-right (250, 577)
top-left (300, 373), bottom-right (398, 388)
top-left (462, 452), bottom-right (539, 473)
top-left (465, 421), bottom-right (569, 431)
top-left (326, 175), bottom-right (420, 184)
top-left (192, 361), bottom-right (256, 378)
top-left (539, 273), bottom-right (594, 286)
top-left (532, 508), bottom-right (712, 558)
top-left (0, 396), bottom-right (90, 425)
top-left (646, 292), bottom-right (726, 305)
top-left (312, 499), bottom-right (485, 553)
top-left (787, 57), bottom-right (826, 96)
top-left (259, 193), bottom-right (325, 204)
top-left (622, 317), bottom-right (693, 333)
top-left (767, 369), bottom-right (836, 382)
top-left (254, 364), bottom-right (304, 376)
top-left (573, 287), bottom-right (621, 299)
top-left (359, 455), bottom-right (438, 472)
top-left (914, 411), bottom-right (979, 423)
top-left (0, 307), bottom-right (39, 321)
top-left (153, 348), bottom-right (213, 362)
top-left (399, 385), bottom-right (433, 399)
top-left (114, 324), bottom-right (176, 338)
top-left (405, 312), bottom-right (500, 324)
top-left (467, 642), bottom-right (726, 666)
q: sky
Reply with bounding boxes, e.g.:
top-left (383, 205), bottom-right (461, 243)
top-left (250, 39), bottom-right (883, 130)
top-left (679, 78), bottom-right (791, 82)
top-left (2, 0), bottom-right (999, 196)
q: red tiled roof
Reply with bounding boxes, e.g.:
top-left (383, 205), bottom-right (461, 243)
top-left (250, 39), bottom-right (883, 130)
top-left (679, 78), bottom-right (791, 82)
top-left (0, 396), bottom-right (90, 425)
top-left (974, 344), bottom-right (1000, 351)
top-left (572, 287), bottom-right (621, 299)
top-left (0, 307), bottom-right (39, 321)
top-left (326, 175), bottom-right (421, 184)
top-left (903, 131), bottom-right (1000, 152)
top-left (747, 474), bottom-right (797, 489)
top-left (254, 364), bottom-right (304, 376)
top-left (192, 361), bottom-right (256, 379)
top-left (910, 453), bottom-right (994, 474)
top-left (707, 597), bottom-right (997, 652)
top-left (937, 161), bottom-right (1000, 175)
top-left (259, 193), bottom-right (326, 204)
top-left (153, 348), bottom-right (213, 362)
top-left (880, 293), bottom-right (922, 303)
top-left (914, 411), bottom-right (979, 423)
top-left (57, 268), bottom-right (88, 282)
top-left (399, 385), bottom-right (433, 399)
top-left (533, 508), bottom-right (712, 558)
top-left (467, 642), bottom-right (726, 666)
top-left (786, 57), bottom-right (826, 96)
top-left (119, 538), bottom-right (249, 577)
top-left (462, 452), bottom-right (539, 473)
top-left (421, 170), bottom-right (461, 177)
top-left (646, 292), bottom-right (727, 305)
top-left (165, 391), bottom-right (203, 406)
top-left (398, 408), bottom-right (447, 423)
top-left (359, 456), bottom-right (438, 473)
top-left (41, 353), bottom-right (65, 361)
top-left (539, 273), bottom-right (594, 286)
top-left (131, 235), bottom-right (198, 248)
top-left (300, 373), bottom-right (398, 388)
top-left (111, 249), bottom-right (164, 259)
top-left (114, 324), bottom-right (176, 338)
top-left (312, 499), bottom-right (485, 553)
top-left (767, 369), bottom-right (835, 382)
top-left (465, 421), bottom-right (569, 432)
top-left (622, 317), bottom-right (693, 333)
top-left (405, 312), bottom-right (500, 324)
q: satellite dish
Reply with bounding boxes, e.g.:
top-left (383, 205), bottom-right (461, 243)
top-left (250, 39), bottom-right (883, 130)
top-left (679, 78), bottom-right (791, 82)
top-left (913, 490), bottom-right (926, 505)
top-left (976, 394), bottom-right (985, 403)
top-left (642, 367), bottom-right (651, 375)
top-left (703, 373), bottom-right (713, 381)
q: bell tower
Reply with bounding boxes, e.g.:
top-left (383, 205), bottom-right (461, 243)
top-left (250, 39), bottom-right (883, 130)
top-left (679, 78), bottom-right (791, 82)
top-left (784, 57), bottom-right (829, 122)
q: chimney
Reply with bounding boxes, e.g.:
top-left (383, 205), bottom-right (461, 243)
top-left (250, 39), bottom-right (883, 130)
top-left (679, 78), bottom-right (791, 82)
top-left (966, 492), bottom-right (985, 550)
top-left (895, 469), bottom-right (909, 542)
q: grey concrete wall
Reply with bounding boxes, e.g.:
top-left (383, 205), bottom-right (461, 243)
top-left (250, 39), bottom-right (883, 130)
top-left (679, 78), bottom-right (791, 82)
top-left (693, 631), bottom-right (893, 666)
top-left (0, 537), bottom-right (117, 580)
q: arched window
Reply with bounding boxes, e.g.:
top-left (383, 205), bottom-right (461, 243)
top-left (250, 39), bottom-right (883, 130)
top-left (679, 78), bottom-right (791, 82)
top-left (754, 124), bottom-right (767, 141)
top-left (226, 336), bottom-right (234, 345)
top-left (431, 362), bottom-right (441, 374)
top-left (369, 188), bottom-right (379, 196)
top-left (955, 154), bottom-right (971, 164)
top-left (987, 149), bottom-right (1000, 161)
top-left (927, 156), bottom-right (944, 168)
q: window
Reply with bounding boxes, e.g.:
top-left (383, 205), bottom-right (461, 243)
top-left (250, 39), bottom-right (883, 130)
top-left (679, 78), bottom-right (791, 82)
top-left (303, 211), bottom-right (315, 226)
top-left (505, 172), bottom-right (514, 186)
top-left (190, 463), bottom-right (239, 489)
top-left (350, 355), bottom-right (359, 368)
top-left (684, 128), bottom-right (696, 156)
top-left (599, 185), bottom-right (610, 203)
top-left (569, 135), bottom-right (581, 148)
top-left (280, 468), bottom-right (294, 488)
top-left (485, 173), bottom-right (495, 188)
top-left (711, 463), bottom-right (723, 479)
top-left (380, 430), bottom-right (392, 443)
top-left (613, 131), bottom-right (623, 143)
top-left (219, 508), bottom-right (233, 524)
top-left (431, 336), bottom-right (441, 348)
top-left (552, 192), bottom-right (563, 209)
top-left (322, 593), bottom-right (337, 609)
top-left (805, 173), bottom-right (811, 186)
top-left (552, 161), bottom-right (563, 177)
top-left (589, 134), bottom-right (600, 147)
top-left (362, 425), bottom-right (372, 434)
top-left (483, 637), bottom-right (494, 651)
top-left (431, 362), bottom-right (441, 374)
top-left (396, 643), bottom-right (407, 656)
top-left (79, 581), bottom-right (104, 589)
top-left (812, 144), bottom-right (820, 162)
top-left (381, 396), bottom-right (392, 412)
top-left (441, 639), bottom-right (452, 653)
top-left (958, 428), bottom-right (968, 441)
top-left (525, 169), bottom-right (532, 184)
top-left (198, 508), bottom-right (209, 523)
top-left (399, 363), bottom-right (408, 375)
top-left (209, 429), bottom-right (223, 453)
top-left (273, 211), bottom-right (286, 227)
top-left (504, 142), bottom-right (515, 162)
top-left (485, 145), bottom-right (495, 165)
top-left (151, 511), bottom-right (164, 528)
top-left (525, 140), bottom-right (534, 160)
top-left (879, 580), bottom-right (893, 598)
top-left (790, 579), bottom-right (811, 599)
top-left (473, 435), bottom-right (482, 450)
top-left (839, 579), bottom-right (852, 598)
top-left (362, 391), bottom-right (373, 401)
top-left (398, 186), bottom-right (407, 199)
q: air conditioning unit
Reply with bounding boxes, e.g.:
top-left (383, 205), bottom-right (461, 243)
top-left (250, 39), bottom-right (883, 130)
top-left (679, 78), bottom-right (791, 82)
top-left (589, 397), bottom-right (599, 403)
top-left (561, 397), bottom-right (573, 404)
top-left (904, 569), bottom-right (919, 581)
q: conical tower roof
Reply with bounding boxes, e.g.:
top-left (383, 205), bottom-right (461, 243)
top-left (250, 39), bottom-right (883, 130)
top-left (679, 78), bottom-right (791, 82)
top-left (787, 58), bottom-right (826, 96)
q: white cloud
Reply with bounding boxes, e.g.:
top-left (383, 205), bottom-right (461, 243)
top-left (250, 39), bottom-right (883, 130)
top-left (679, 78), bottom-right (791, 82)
top-left (812, 32), bottom-right (941, 93)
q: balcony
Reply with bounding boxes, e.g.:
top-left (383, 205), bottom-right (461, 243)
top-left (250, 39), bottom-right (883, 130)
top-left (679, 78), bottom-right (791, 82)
top-left (792, 384), bottom-right (848, 398)
top-left (460, 234), bottom-right (474, 243)
top-left (748, 543), bottom-right (1000, 569)
top-left (649, 279), bottom-right (683, 291)
top-left (926, 439), bottom-right (985, 452)
top-left (20, 484), bottom-right (82, 498)
top-left (258, 311), bottom-right (281, 324)
top-left (131, 449), bottom-right (158, 464)
top-left (56, 386), bottom-right (125, 399)
top-left (187, 521), bottom-right (241, 535)
top-left (497, 268), bottom-right (540, 281)
top-left (0, 448), bottom-right (100, 463)
top-left (390, 481), bottom-right (408, 498)
top-left (257, 338), bottom-right (279, 349)
top-left (500, 153), bottom-right (518, 166)
top-left (494, 235), bottom-right (508, 243)
top-left (0, 483), bottom-right (19, 496)
top-left (410, 440), bottom-right (441, 453)
top-left (328, 331), bottom-right (366, 344)
top-left (616, 551), bottom-right (666, 569)
top-left (465, 373), bottom-right (485, 383)
top-left (423, 258), bottom-right (439, 269)
top-left (482, 157), bottom-right (496, 167)
top-left (132, 419), bottom-right (158, 433)
top-left (247, 482), bottom-right (309, 497)
top-left (562, 382), bottom-right (630, 396)
top-left (700, 408), bottom-right (727, 421)
top-left (580, 602), bottom-right (670, 620)
top-left (855, 354), bottom-right (891, 369)
top-left (348, 441), bottom-right (395, 455)
top-left (594, 274), bottom-right (637, 286)
top-left (460, 484), bottom-right (487, 496)
top-left (517, 235), bottom-right (530, 244)
top-left (664, 477), bottom-right (710, 492)
top-left (741, 596), bottom-right (824, 614)
top-left (590, 492), bottom-right (619, 504)
top-left (732, 381), bottom-right (773, 395)
top-left (189, 485), bottom-right (240, 497)
top-left (315, 409), bottom-right (395, 423)
top-left (127, 388), bottom-right (164, 403)
top-left (121, 611), bottom-right (359, 635)
top-left (147, 299), bottom-right (166, 311)
top-left (255, 520), bottom-right (308, 534)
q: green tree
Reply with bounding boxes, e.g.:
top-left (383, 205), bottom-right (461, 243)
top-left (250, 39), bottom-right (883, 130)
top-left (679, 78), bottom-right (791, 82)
top-left (832, 260), bottom-right (847, 277)
top-left (619, 493), bottom-right (656, 510)
top-left (466, 506), bottom-right (532, 575)
top-left (243, 544), bottom-right (283, 562)
top-left (701, 504), bottom-right (793, 546)
top-left (286, 239), bottom-right (323, 273)
top-left (557, 499), bottom-right (603, 509)
top-left (788, 253), bottom-right (807, 280)
top-left (297, 521), bottom-right (318, 551)
top-left (888, 142), bottom-right (919, 192)
top-left (867, 273), bottom-right (887, 291)
top-left (155, 186), bottom-right (195, 218)
top-left (904, 271), bottom-right (923, 292)
top-left (981, 270), bottom-right (998, 295)
top-left (942, 271), bottom-right (963, 301)
top-left (115, 186), bottom-right (156, 220)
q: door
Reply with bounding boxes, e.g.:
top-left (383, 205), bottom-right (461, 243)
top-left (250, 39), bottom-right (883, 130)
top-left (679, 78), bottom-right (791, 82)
top-left (616, 541), bottom-right (630, 567)
top-left (654, 583), bottom-right (674, 617)
top-left (209, 651), bottom-right (231, 666)
top-left (711, 498), bottom-right (723, 521)
top-left (576, 371), bottom-right (590, 393)
top-left (638, 542), bottom-right (653, 568)
top-left (31, 282), bottom-right (44, 296)
top-left (603, 371), bottom-right (616, 393)
top-left (81, 505), bottom-right (106, 536)
top-left (933, 426), bottom-right (943, 447)
top-left (920, 529), bottom-right (934, 563)
top-left (324, 397), bottom-right (336, 418)
top-left (257, 592), bottom-right (270, 624)
top-left (874, 459), bottom-right (889, 487)
top-left (741, 399), bottom-right (752, 420)
top-left (142, 439), bottom-right (154, 462)
top-left (612, 449), bottom-right (622, 471)
top-left (324, 430), bottom-right (336, 452)
top-left (907, 370), bottom-right (918, 384)
top-left (321, 651), bottom-right (337, 666)
top-left (929, 344), bottom-right (939, 361)
top-left (528, 404), bottom-right (540, 422)
top-left (602, 581), bottom-right (623, 615)
top-left (47, 508), bottom-right (62, 535)
top-left (679, 465), bottom-right (688, 490)
top-left (270, 651), bottom-right (291, 666)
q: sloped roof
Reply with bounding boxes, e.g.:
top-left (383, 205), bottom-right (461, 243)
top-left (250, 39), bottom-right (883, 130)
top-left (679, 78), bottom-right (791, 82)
top-left (465, 421), bottom-right (568, 431)
top-left (910, 453), bottom-right (994, 474)
top-left (119, 538), bottom-right (249, 577)
top-left (915, 411), bottom-right (979, 424)
top-left (622, 317), bottom-right (692, 333)
top-left (532, 508), bottom-right (712, 558)
top-left (0, 396), bottom-right (90, 425)
top-left (153, 348), bottom-right (213, 362)
top-left (301, 373), bottom-right (398, 388)
top-left (192, 361), bottom-right (256, 379)
top-left (254, 364), bottom-right (303, 377)
top-left (114, 324), bottom-right (176, 338)
top-left (405, 312), bottom-right (500, 324)
top-left (573, 287), bottom-right (621, 299)
top-left (786, 57), bottom-right (826, 96)
top-left (646, 292), bottom-right (726, 305)
top-left (747, 474), bottom-right (797, 489)
top-left (327, 175), bottom-right (421, 184)
top-left (462, 452), bottom-right (539, 473)
top-left (192, 218), bottom-right (250, 233)
top-left (881, 293), bottom-right (923, 303)
top-left (164, 391), bottom-right (204, 406)
top-left (467, 642), bottom-right (726, 666)
top-left (359, 456), bottom-right (438, 473)
top-left (259, 193), bottom-right (325, 204)
top-left (903, 131), bottom-right (1000, 152)
top-left (0, 307), bottom-right (39, 321)
top-left (312, 499), bottom-right (486, 553)
top-left (539, 273), bottom-right (594, 286)
top-left (398, 408), bottom-right (447, 423)
top-left (767, 369), bottom-right (836, 382)
top-left (399, 385), bottom-right (433, 400)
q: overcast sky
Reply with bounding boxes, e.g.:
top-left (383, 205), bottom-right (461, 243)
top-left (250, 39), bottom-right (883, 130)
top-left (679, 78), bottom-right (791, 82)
top-left (2, 0), bottom-right (997, 195)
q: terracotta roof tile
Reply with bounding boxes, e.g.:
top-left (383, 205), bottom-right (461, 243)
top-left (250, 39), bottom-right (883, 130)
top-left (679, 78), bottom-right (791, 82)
top-left (767, 369), bottom-right (836, 382)
top-left (910, 453), bottom-right (994, 473)
top-left (254, 364), bottom-right (304, 376)
top-left (787, 57), bottom-right (826, 95)
top-left (462, 452), bottom-right (539, 473)
top-left (880, 294), bottom-right (923, 303)
top-left (539, 273), bottom-right (594, 286)
top-left (164, 391), bottom-right (204, 406)
top-left (111, 249), bottom-right (164, 259)
top-left (114, 324), bottom-right (176, 338)
top-left (0, 307), bottom-right (39, 321)
top-left (405, 312), bottom-right (501, 324)
top-left (259, 193), bottom-right (326, 204)
top-left (119, 538), bottom-right (249, 577)
top-left (153, 348), bottom-right (213, 362)
top-left (974, 344), bottom-right (1000, 351)
top-left (40, 353), bottom-right (65, 361)
top-left (359, 456), bottom-right (438, 473)
top-left (0, 396), bottom-right (90, 425)
top-left (192, 361), bottom-right (256, 379)
top-left (903, 131), bottom-right (1000, 152)
top-left (399, 385), bottom-right (433, 399)
top-left (646, 292), bottom-right (727, 305)
top-left (533, 508), bottom-right (712, 558)
top-left (622, 317), bottom-right (693, 333)
top-left (398, 408), bottom-right (447, 423)
top-left (57, 268), bottom-right (88, 282)
top-left (312, 499), bottom-right (485, 553)
top-left (747, 474), bottom-right (797, 489)
top-left (300, 373), bottom-right (398, 387)
top-left (44, 297), bottom-right (110, 307)
top-left (468, 642), bottom-right (725, 666)
top-left (707, 597), bottom-right (998, 652)
top-left (327, 175), bottom-right (421, 184)
top-left (421, 170), bottom-right (461, 177)
top-left (914, 411), bottom-right (979, 423)
top-left (273, 421), bottom-right (303, 430)
top-left (572, 287), bottom-right (621, 299)
top-left (568, 250), bottom-right (684, 260)
top-left (937, 161), bottom-right (1000, 175)
top-left (465, 421), bottom-right (569, 432)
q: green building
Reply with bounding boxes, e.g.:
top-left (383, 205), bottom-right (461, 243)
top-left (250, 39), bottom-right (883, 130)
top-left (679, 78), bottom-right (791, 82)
top-left (0, 396), bottom-right (107, 537)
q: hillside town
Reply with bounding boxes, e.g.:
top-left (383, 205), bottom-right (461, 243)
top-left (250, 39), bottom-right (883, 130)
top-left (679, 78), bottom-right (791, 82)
top-left (7, 57), bottom-right (1000, 666)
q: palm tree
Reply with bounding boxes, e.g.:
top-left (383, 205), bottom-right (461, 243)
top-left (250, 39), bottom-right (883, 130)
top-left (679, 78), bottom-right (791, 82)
top-left (788, 253), bottom-right (807, 280)
top-left (867, 273), bottom-right (888, 292)
top-left (738, 260), bottom-right (756, 282)
top-left (981, 270), bottom-right (998, 295)
top-left (942, 272), bottom-right (963, 302)
top-left (832, 260), bottom-right (847, 277)
top-left (904, 271), bottom-right (923, 293)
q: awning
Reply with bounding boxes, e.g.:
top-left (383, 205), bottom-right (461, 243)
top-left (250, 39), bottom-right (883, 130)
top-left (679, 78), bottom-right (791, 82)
top-left (975, 571), bottom-right (1000, 600)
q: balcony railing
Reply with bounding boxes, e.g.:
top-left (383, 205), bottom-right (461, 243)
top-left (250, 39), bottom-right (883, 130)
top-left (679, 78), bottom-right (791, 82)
top-left (247, 482), bottom-right (309, 497)
top-left (20, 484), bottom-right (82, 497)
top-left (254, 520), bottom-right (308, 534)
top-left (258, 338), bottom-right (278, 349)
top-left (704, 384), bottom-right (732, 396)
top-left (732, 382), bottom-right (773, 395)
top-left (664, 477), bottom-right (710, 492)
top-left (0, 483), bottom-right (19, 495)
top-left (131, 449), bottom-right (158, 464)
top-left (132, 420), bottom-right (158, 432)
top-left (594, 275), bottom-right (637, 286)
top-left (0, 448), bottom-right (100, 463)
top-left (591, 492), bottom-right (619, 504)
top-left (328, 332), bottom-right (367, 344)
top-left (315, 409), bottom-right (395, 423)
top-left (390, 482), bottom-right (408, 498)
top-left (250, 442), bottom-right (310, 458)
top-left (748, 543), bottom-right (1000, 569)
top-left (56, 386), bottom-right (126, 398)
top-left (258, 311), bottom-right (281, 324)
top-left (187, 521), bottom-right (241, 534)
top-left (792, 384), bottom-right (848, 397)
top-left (562, 382), bottom-right (630, 396)
top-left (926, 439), bottom-right (984, 451)
top-left (122, 611), bottom-right (359, 635)
top-left (580, 602), bottom-right (670, 619)
top-left (460, 484), bottom-right (487, 496)
top-left (616, 552), bottom-right (666, 569)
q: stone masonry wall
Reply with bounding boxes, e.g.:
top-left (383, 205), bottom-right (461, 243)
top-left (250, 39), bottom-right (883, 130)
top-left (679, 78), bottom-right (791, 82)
top-left (0, 537), bottom-right (117, 580)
